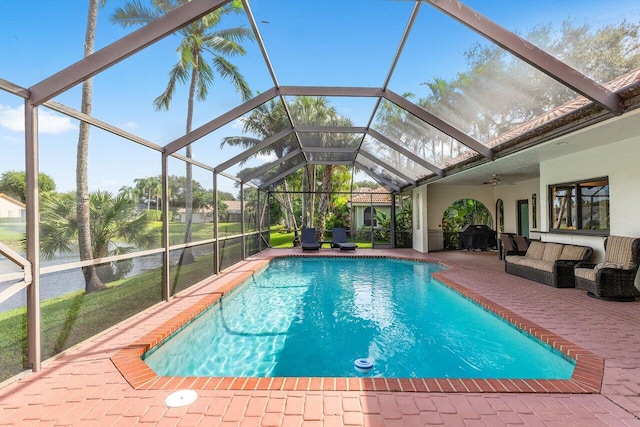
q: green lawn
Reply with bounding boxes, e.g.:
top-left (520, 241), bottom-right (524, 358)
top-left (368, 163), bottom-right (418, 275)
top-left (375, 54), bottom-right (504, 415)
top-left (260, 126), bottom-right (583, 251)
top-left (0, 222), bottom-right (383, 381)
top-left (150, 221), bottom-right (261, 245)
top-left (0, 222), bottom-right (26, 249)
top-left (0, 244), bottom-right (237, 382)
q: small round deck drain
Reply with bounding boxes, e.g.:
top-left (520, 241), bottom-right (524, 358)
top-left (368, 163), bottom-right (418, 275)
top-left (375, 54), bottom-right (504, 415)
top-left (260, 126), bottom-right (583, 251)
top-left (165, 389), bottom-right (198, 408)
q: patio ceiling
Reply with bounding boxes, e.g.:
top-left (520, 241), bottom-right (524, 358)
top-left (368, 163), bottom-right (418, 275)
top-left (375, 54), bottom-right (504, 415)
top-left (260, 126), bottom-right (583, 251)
top-left (10, 0), bottom-right (640, 194)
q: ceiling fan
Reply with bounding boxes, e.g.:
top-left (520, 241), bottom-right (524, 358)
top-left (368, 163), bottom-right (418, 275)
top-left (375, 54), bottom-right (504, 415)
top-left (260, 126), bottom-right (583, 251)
top-left (482, 174), bottom-right (514, 186)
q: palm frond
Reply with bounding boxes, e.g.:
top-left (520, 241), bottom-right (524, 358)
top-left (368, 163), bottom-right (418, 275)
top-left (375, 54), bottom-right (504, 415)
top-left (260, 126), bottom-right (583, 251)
top-left (110, 0), bottom-right (161, 27)
top-left (212, 56), bottom-right (252, 100)
top-left (153, 61), bottom-right (189, 110)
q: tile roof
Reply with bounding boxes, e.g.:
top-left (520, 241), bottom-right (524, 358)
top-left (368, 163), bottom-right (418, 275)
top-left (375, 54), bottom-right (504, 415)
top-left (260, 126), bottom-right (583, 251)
top-left (349, 188), bottom-right (392, 204)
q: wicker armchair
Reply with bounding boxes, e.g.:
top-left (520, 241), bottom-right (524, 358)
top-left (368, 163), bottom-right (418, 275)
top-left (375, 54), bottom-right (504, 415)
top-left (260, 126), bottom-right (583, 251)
top-left (574, 236), bottom-right (640, 301)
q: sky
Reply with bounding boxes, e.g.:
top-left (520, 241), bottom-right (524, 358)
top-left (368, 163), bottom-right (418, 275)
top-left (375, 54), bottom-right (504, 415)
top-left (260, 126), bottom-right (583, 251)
top-left (1, 0), bottom-right (639, 197)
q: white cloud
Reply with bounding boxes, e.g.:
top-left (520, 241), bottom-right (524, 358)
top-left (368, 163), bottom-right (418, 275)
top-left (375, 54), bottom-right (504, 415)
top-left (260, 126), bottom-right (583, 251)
top-left (0, 104), bottom-right (77, 134)
top-left (255, 151), bottom-right (277, 163)
top-left (0, 135), bottom-right (22, 145)
top-left (120, 121), bottom-right (138, 130)
top-left (229, 117), bottom-right (245, 129)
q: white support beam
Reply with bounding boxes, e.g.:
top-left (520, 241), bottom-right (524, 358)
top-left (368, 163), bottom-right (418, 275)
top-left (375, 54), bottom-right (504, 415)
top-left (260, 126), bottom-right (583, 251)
top-left (169, 152), bottom-right (216, 173)
top-left (259, 162), bottom-right (307, 190)
top-left (354, 161), bottom-right (401, 192)
top-left (279, 86), bottom-right (384, 97)
top-left (29, 0), bottom-right (231, 105)
top-left (384, 90), bottom-right (494, 159)
top-left (241, 148), bottom-right (302, 183)
top-left (307, 160), bottom-right (354, 165)
top-left (358, 150), bottom-right (416, 185)
top-left (367, 129), bottom-right (444, 177)
top-left (215, 127), bottom-right (294, 172)
top-left (164, 88), bottom-right (278, 156)
top-left (0, 78), bottom-right (29, 98)
top-left (302, 147), bottom-right (358, 153)
top-left (45, 101), bottom-right (163, 152)
top-left (296, 125), bottom-right (367, 133)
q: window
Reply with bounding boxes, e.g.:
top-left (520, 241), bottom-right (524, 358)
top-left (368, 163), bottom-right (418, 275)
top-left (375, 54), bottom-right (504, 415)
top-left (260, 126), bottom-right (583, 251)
top-left (549, 177), bottom-right (609, 232)
top-left (364, 207), bottom-right (377, 227)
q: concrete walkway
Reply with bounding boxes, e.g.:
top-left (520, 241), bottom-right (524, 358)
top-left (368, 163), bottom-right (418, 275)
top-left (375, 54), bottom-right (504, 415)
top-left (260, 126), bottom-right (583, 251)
top-left (1, 248), bottom-right (640, 426)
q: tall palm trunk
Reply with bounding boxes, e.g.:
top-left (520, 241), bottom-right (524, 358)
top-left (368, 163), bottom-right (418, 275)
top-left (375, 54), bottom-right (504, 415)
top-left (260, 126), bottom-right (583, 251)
top-left (179, 55), bottom-right (199, 265)
top-left (283, 180), bottom-right (300, 246)
top-left (77, 0), bottom-right (104, 293)
top-left (315, 165), bottom-right (332, 241)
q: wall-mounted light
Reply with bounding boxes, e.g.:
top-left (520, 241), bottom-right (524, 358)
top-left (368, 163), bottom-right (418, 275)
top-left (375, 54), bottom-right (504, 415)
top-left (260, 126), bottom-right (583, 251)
top-left (532, 193), bottom-right (537, 229)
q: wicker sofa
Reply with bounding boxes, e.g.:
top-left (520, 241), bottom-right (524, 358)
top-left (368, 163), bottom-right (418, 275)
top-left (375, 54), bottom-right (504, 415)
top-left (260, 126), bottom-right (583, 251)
top-left (505, 240), bottom-right (593, 288)
top-left (574, 236), bottom-right (640, 301)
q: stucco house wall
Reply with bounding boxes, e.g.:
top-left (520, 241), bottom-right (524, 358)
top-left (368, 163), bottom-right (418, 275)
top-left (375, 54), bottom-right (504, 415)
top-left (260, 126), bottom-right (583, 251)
top-left (351, 204), bottom-right (391, 230)
top-left (0, 193), bottom-right (26, 220)
top-left (413, 110), bottom-right (640, 255)
top-left (540, 133), bottom-right (640, 261)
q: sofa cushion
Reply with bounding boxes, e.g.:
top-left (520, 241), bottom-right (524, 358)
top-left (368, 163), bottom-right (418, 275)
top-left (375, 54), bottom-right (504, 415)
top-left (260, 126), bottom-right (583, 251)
top-left (605, 236), bottom-right (635, 269)
top-left (542, 243), bottom-right (564, 262)
top-left (595, 262), bottom-right (623, 270)
top-left (505, 255), bottom-right (525, 264)
top-left (560, 245), bottom-right (588, 260)
top-left (575, 267), bottom-right (597, 281)
top-left (525, 241), bottom-right (545, 260)
top-left (519, 258), bottom-right (554, 272)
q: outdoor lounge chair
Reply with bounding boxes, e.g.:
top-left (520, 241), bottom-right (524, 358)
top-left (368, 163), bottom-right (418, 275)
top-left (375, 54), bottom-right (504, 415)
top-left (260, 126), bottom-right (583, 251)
top-left (301, 228), bottom-right (321, 251)
top-left (574, 235), bottom-right (640, 301)
top-left (498, 234), bottom-right (519, 259)
top-left (512, 235), bottom-right (530, 254)
top-left (331, 228), bottom-right (358, 251)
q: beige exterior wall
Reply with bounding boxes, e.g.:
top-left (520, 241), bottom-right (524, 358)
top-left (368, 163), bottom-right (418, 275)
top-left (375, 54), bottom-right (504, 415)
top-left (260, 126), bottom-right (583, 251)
top-left (351, 205), bottom-right (390, 230)
top-left (540, 133), bottom-right (640, 261)
top-left (0, 196), bottom-right (26, 219)
top-left (412, 186), bottom-right (428, 253)
top-left (413, 112), bottom-right (640, 258)
top-left (494, 178), bottom-right (540, 236)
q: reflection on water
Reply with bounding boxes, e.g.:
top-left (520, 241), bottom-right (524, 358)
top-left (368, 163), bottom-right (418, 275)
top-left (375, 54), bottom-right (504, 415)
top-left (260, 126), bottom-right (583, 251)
top-left (0, 246), bottom-right (211, 313)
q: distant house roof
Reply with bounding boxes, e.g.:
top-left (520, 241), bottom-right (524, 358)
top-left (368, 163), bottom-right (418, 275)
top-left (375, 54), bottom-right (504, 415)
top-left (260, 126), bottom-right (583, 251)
top-left (349, 188), bottom-right (392, 205)
top-left (222, 200), bottom-right (245, 212)
top-left (0, 193), bottom-right (26, 208)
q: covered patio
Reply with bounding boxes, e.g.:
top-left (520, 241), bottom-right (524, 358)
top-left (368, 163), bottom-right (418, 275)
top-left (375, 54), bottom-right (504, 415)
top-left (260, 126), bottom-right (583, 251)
top-left (1, 250), bottom-right (640, 425)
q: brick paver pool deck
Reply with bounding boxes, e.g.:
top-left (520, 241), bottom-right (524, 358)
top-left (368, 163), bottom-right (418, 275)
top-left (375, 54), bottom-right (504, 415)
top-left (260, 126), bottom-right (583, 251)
top-left (1, 248), bottom-right (640, 426)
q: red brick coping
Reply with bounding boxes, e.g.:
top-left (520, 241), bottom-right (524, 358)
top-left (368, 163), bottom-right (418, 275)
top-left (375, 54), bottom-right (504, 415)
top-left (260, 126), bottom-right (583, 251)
top-left (111, 254), bottom-right (604, 393)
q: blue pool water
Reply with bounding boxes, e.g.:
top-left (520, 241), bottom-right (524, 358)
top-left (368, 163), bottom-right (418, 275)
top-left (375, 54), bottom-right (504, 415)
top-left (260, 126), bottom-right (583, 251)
top-left (144, 257), bottom-right (575, 379)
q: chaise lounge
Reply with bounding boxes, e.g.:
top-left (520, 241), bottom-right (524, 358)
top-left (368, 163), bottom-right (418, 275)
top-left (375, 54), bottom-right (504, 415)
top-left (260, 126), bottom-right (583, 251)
top-left (331, 228), bottom-right (358, 251)
top-left (301, 228), bottom-right (321, 252)
top-left (574, 235), bottom-right (640, 301)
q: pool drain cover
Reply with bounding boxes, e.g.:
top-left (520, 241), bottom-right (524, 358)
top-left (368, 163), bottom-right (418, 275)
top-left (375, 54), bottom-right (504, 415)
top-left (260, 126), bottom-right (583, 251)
top-left (165, 389), bottom-right (198, 408)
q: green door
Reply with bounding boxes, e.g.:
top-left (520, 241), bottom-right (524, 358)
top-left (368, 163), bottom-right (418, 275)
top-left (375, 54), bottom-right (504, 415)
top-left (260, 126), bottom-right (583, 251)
top-left (517, 200), bottom-right (529, 238)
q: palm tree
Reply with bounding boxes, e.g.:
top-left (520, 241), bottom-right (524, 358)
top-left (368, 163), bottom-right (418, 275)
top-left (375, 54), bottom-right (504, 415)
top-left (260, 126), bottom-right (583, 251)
top-left (134, 176), bottom-right (161, 212)
top-left (221, 98), bottom-right (301, 235)
top-left (39, 191), bottom-right (159, 284)
top-left (77, 0), bottom-right (108, 293)
top-left (223, 96), bottom-right (351, 239)
top-left (118, 184), bottom-right (138, 200)
top-left (112, 0), bottom-right (254, 263)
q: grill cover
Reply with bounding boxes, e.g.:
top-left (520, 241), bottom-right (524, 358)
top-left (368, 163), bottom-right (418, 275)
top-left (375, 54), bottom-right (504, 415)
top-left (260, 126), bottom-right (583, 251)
top-left (458, 224), bottom-right (497, 250)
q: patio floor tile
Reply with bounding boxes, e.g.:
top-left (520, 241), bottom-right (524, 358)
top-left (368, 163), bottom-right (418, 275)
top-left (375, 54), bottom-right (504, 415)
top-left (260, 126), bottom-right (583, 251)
top-left (1, 249), bottom-right (640, 426)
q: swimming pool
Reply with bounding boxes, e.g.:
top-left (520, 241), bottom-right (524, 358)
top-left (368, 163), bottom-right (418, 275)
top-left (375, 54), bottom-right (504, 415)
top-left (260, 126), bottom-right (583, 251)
top-left (143, 256), bottom-right (575, 380)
